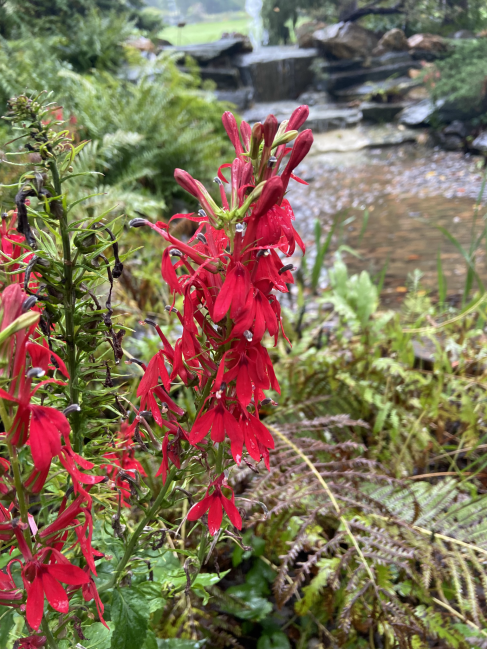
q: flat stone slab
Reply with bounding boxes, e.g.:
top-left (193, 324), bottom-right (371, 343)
top-left (234, 46), bottom-right (318, 103)
top-left (309, 124), bottom-right (423, 154)
top-left (166, 37), bottom-right (251, 63)
top-left (242, 101), bottom-right (361, 132)
top-left (360, 101), bottom-right (409, 122)
top-left (327, 61), bottom-right (421, 92)
top-left (398, 99), bottom-right (435, 126)
top-left (334, 76), bottom-right (422, 101)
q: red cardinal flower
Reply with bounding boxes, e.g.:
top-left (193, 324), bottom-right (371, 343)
top-left (22, 548), bottom-right (90, 631)
top-left (189, 400), bottom-right (243, 463)
top-left (18, 635), bottom-right (47, 648)
top-left (213, 262), bottom-right (251, 322)
top-left (187, 474), bottom-right (242, 535)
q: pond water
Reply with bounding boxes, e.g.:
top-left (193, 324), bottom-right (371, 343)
top-left (290, 136), bottom-right (487, 306)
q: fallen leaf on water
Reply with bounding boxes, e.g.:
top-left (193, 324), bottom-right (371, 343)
top-left (396, 286), bottom-right (408, 293)
top-left (439, 175), bottom-right (446, 181)
top-left (425, 171), bottom-right (436, 178)
top-left (407, 254), bottom-right (420, 260)
top-left (457, 188), bottom-right (465, 193)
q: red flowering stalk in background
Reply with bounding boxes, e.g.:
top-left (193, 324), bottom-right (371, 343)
top-left (0, 283), bottom-right (105, 635)
top-left (130, 106), bottom-right (313, 536)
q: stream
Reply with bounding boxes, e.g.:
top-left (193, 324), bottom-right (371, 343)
top-left (290, 129), bottom-right (487, 306)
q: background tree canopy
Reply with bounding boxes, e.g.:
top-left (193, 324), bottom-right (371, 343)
top-left (263, 0), bottom-right (487, 44)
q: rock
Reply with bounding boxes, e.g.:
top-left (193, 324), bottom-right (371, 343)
top-left (453, 29), bottom-right (474, 39)
top-left (313, 22), bottom-right (379, 59)
top-left (234, 46), bottom-right (318, 103)
top-left (326, 60), bottom-right (420, 93)
top-left (443, 120), bottom-right (468, 138)
top-left (371, 50), bottom-right (413, 66)
top-left (243, 101), bottom-right (362, 132)
top-left (168, 36), bottom-right (252, 64)
top-left (372, 28), bottom-right (409, 57)
top-left (310, 124), bottom-right (422, 154)
top-left (441, 134), bottom-right (464, 151)
top-left (296, 21), bottom-right (326, 48)
top-left (334, 76), bottom-right (421, 101)
top-left (221, 32), bottom-right (253, 52)
top-left (360, 101), bottom-right (408, 123)
top-left (398, 99), bottom-right (435, 126)
top-left (407, 33), bottom-right (449, 60)
top-left (305, 106), bottom-right (363, 132)
top-left (472, 133), bottom-right (487, 152)
top-left (215, 88), bottom-right (253, 111)
top-left (197, 66), bottom-right (241, 89)
top-left (298, 90), bottom-right (333, 105)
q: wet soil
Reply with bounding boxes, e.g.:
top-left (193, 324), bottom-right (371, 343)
top-left (290, 142), bottom-right (487, 306)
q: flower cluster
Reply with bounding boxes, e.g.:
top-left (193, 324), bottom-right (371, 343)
top-left (130, 106), bottom-right (312, 535)
top-left (0, 284), bottom-right (106, 634)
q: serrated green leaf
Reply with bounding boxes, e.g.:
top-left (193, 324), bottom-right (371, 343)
top-left (110, 588), bottom-right (150, 649)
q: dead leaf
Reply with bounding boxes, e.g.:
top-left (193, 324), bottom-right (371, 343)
top-left (407, 254), bottom-right (420, 260)
top-left (396, 286), bottom-right (408, 293)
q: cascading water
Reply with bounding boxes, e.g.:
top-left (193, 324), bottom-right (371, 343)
top-left (245, 0), bottom-right (266, 48)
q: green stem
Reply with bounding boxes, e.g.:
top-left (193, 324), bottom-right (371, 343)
top-left (42, 616), bottom-right (60, 649)
top-left (99, 466), bottom-right (178, 593)
top-left (0, 399), bottom-right (32, 554)
top-left (49, 159), bottom-right (81, 452)
top-left (215, 441), bottom-right (224, 476)
top-left (7, 442), bottom-right (32, 553)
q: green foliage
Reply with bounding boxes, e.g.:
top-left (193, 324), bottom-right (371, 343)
top-left (429, 38), bottom-right (487, 119)
top-left (57, 10), bottom-right (136, 73)
top-left (111, 589), bottom-right (151, 649)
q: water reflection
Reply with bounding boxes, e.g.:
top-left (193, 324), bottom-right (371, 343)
top-left (291, 143), bottom-right (487, 305)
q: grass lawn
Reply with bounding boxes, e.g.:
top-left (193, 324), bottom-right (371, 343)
top-left (159, 16), bottom-right (250, 45)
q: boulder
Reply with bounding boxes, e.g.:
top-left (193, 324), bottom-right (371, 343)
top-left (407, 33), bottom-right (449, 60)
top-left (168, 36), bottom-right (252, 64)
top-left (313, 22), bottom-right (379, 60)
top-left (443, 120), bottom-right (468, 139)
top-left (296, 21), bottom-right (326, 48)
top-left (215, 88), bottom-right (253, 111)
top-left (334, 76), bottom-right (421, 101)
top-left (472, 133), bottom-right (487, 152)
top-left (243, 101), bottom-right (361, 132)
top-left (398, 99), bottom-right (435, 126)
top-left (360, 101), bottom-right (408, 123)
top-left (372, 28), bottom-right (409, 57)
top-left (326, 60), bottom-right (420, 93)
top-left (234, 46), bottom-right (318, 103)
top-left (221, 32), bottom-right (253, 53)
top-left (453, 29), bottom-right (474, 39)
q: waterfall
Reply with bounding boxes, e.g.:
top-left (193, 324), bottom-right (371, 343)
top-left (245, 0), bottom-right (264, 49)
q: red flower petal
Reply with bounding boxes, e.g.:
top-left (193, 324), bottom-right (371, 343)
top-left (41, 571), bottom-right (69, 614)
top-left (48, 563), bottom-right (90, 585)
top-left (26, 576), bottom-right (44, 631)
top-left (208, 495), bottom-right (223, 535)
top-left (187, 494), bottom-right (213, 521)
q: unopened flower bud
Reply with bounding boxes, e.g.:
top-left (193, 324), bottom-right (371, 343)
top-left (26, 367), bottom-right (45, 378)
top-left (63, 404), bottom-right (81, 415)
top-left (243, 330), bottom-right (253, 341)
top-left (22, 295), bottom-right (37, 312)
top-left (287, 105), bottom-right (309, 132)
top-left (278, 264), bottom-right (296, 275)
top-left (250, 122), bottom-right (263, 158)
top-left (129, 218), bottom-right (148, 228)
top-left (263, 114), bottom-right (278, 147)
